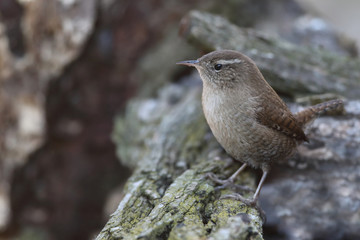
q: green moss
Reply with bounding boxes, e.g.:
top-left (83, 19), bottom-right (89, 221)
top-left (98, 85), bottom-right (263, 239)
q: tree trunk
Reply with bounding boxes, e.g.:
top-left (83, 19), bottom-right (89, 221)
top-left (97, 85), bottom-right (264, 240)
top-left (96, 11), bottom-right (360, 240)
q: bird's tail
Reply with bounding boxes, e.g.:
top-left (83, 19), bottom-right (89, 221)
top-left (295, 99), bottom-right (344, 128)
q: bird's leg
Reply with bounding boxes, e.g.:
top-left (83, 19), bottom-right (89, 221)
top-left (221, 169), bottom-right (268, 206)
top-left (252, 169), bottom-right (268, 202)
top-left (207, 163), bottom-right (253, 191)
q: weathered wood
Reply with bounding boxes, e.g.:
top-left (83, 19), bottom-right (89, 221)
top-left (97, 11), bottom-right (360, 240)
top-left (96, 85), bottom-right (264, 239)
top-left (180, 11), bottom-right (360, 98)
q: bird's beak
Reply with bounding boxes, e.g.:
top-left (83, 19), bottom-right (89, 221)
top-left (176, 59), bottom-right (199, 67)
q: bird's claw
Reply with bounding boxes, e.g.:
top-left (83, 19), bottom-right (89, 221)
top-left (221, 193), bottom-right (256, 206)
top-left (206, 172), bottom-right (234, 185)
top-left (206, 173), bottom-right (253, 192)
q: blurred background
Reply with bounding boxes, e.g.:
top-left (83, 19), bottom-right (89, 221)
top-left (0, 0), bottom-right (358, 239)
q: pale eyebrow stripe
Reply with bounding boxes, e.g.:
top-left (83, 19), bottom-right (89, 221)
top-left (217, 59), bottom-right (242, 65)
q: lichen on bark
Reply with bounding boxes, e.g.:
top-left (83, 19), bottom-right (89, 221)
top-left (97, 84), bottom-right (264, 239)
top-left (97, 10), bottom-right (360, 240)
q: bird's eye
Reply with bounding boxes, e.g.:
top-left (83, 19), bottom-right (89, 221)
top-left (214, 64), bottom-right (222, 71)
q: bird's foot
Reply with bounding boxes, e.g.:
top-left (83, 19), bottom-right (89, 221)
top-left (206, 173), bottom-right (253, 192)
top-left (221, 193), bottom-right (256, 206)
top-left (206, 172), bottom-right (233, 185)
top-left (222, 193), bottom-right (266, 222)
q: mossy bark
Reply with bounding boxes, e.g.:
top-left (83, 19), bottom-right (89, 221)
top-left (96, 10), bottom-right (360, 240)
top-left (96, 85), bottom-right (263, 240)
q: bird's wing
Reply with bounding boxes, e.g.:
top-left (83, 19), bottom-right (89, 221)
top-left (255, 94), bottom-right (308, 142)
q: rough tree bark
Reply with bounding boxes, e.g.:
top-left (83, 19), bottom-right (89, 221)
top-left (179, 11), bottom-right (360, 99)
top-left (97, 85), bottom-right (264, 239)
top-left (96, 11), bottom-right (360, 240)
top-left (0, 0), bottom-right (96, 231)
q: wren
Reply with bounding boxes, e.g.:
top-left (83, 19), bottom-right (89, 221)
top-left (177, 50), bottom-right (343, 206)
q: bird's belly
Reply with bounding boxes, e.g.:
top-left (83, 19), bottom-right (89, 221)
top-left (204, 107), bottom-right (296, 169)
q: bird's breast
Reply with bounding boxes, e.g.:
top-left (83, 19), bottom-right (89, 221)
top-left (201, 87), bottom-right (257, 150)
top-left (201, 86), bottom-right (297, 168)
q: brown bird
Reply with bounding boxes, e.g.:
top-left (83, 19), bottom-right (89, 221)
top-left (177, 50), bottom-right (343, 205)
